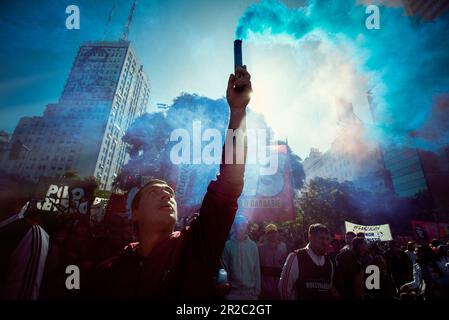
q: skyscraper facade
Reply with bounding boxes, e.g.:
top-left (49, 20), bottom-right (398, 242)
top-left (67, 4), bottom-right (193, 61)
top-left (1, 41), bottom-right (150, 190)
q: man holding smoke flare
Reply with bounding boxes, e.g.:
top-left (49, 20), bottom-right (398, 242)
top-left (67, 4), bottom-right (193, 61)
top-left (90, 41), bottom-right (252, 299)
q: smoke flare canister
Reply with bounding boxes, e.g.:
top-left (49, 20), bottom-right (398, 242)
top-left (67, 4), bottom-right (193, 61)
top-left (234, 39), bottom-right (243, 71)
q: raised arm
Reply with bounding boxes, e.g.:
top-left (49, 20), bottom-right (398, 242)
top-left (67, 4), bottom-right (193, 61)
top-left (212, 66), bottom-right (251, 197)
top-left (187, 66), bottom-right (252, 267)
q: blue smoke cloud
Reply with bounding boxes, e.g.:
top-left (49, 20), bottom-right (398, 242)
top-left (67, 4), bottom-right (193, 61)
top-left (122, 93), bottom-right (284, 211)
top-left (236, 0), bottom-right (449, 150)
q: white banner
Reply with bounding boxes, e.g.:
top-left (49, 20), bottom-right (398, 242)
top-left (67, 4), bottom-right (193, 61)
top-left (345, 221), bottom-right (393, 242)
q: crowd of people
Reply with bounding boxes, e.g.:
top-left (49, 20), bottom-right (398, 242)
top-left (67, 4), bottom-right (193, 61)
top-left (216, 219), bottom-right (449, 300)
top-left (1, 196), bottom-right (449, 300)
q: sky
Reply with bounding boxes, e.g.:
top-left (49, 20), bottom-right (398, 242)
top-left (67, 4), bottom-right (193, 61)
top-left (0, 0), bottom-right (252, 127)
top-left (1, 0), bottom-right (447, 159)
top-left (235, 0), bottom-right (449, 155)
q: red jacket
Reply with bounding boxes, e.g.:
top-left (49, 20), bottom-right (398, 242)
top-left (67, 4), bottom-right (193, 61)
top-left (89, 154), bottom-right (244, 300)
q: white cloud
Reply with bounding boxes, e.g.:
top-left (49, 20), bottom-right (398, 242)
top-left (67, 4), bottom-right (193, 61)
top-left (245, 32), bottom-right (372, 158)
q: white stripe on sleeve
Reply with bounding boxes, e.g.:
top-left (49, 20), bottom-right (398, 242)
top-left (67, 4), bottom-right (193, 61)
top-left (278, 252), bottom-right (299, 300)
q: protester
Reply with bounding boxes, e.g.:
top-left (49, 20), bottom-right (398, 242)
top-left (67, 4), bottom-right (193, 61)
top-left (365, 242), bottom-right (395, 299)
top-left (39, 217), bottom-right (99, 299)
top-left (400, 244), bottom-right (443, 299)
top-left (279, 223), bottom-right (338, 300)
top-left (434, 245), bottom-right (449, 294)
top-left (405, 241), bottom-right (416, 265)
top-left (0, 199), bottom-right (71, 300)
top-left (248, 223), bottom-right (264, 244)
top-left (384, 240), bottom-right (414, 292)
top-left (222, 215), bottom-right (261, 300)
top-left (0, 203), bottom-right (49, 300)
top-left (328, 239), bottom-right (342, 267)
top-left (88, 67), bottom-right (252, 299)
top-left (436, 245), bottom-right (449, 277)
top-left (341, 231), bottom-right (355, 252)
top-left (430, 239), bottom-right (442, 254)
top-left (335, 237), bottom-right (368, 300)
top-left (356, 232), bottom-right (365, 239)
top-left (258, 224), bottom-right (287, 300)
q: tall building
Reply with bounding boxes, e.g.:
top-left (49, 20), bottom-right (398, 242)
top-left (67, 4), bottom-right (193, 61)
top-left (303, 142), bottom-right (389, 192)
top-left (0, 130), bottom-right (10, 163)
top-left (381, 147), bottom-right (428, 197)
top-left (367, 2), bottom-right (449, 221)
top-left (0, 131), bottom-right (9, 145)
top-left (1, 41), bottom-right (150, 190)
top-left (402, 0), bottom-right (449, 21)
top-left (303, 101), bottom-right (390, 192)
top-left (418, 148), bottom-right (449, 221)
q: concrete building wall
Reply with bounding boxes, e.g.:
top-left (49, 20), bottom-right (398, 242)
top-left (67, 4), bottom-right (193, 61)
top-left (1, 41), bottom-right (150, 190)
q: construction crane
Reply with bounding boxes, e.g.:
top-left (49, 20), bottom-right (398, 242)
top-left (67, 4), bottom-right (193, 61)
top-left (121, 0), bottom-right (137, 41)
top-left (102, 4), bottom-right (116, 41)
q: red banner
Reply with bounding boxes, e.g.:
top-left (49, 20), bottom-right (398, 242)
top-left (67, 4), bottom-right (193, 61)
top-left (238, 144), bottom-right (295, 222)
top-left (411, 220), bottom-right (449, 241)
